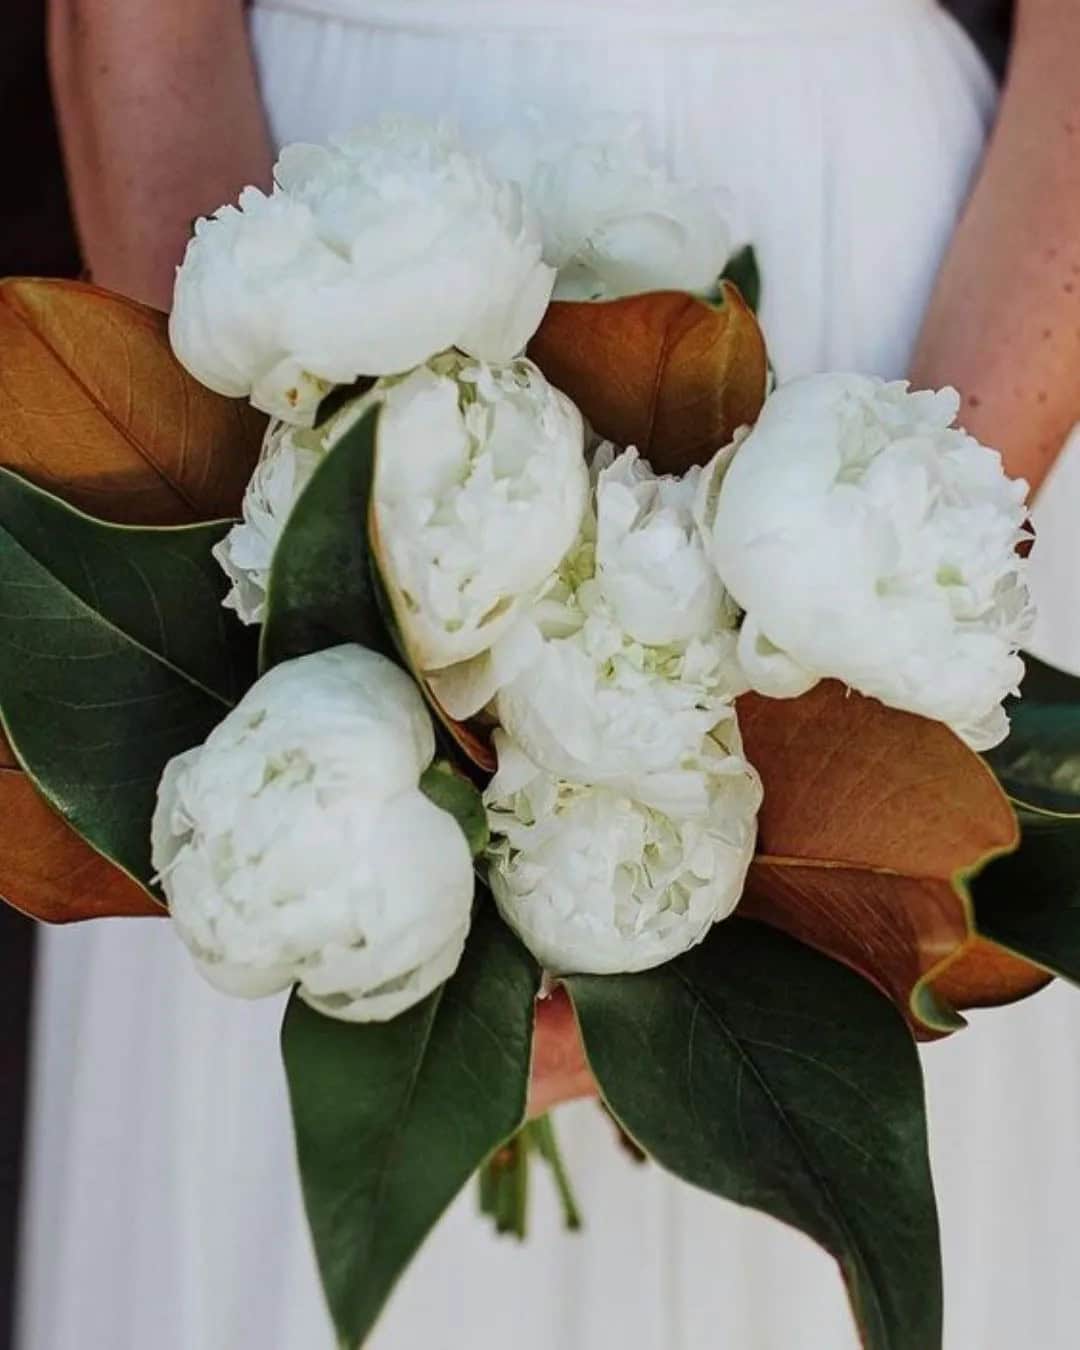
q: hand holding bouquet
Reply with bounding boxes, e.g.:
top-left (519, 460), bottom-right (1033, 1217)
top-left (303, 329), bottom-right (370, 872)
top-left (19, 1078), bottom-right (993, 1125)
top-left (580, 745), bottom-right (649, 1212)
top-left (0, 119), bottom-right (1076, 1350)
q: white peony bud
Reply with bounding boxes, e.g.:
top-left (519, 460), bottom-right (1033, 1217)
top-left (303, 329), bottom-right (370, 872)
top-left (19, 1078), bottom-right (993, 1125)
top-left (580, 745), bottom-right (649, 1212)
top-left (700, 373), bottom-right (1034, 750)
top-left (374, 353), bottom-right (589, 684)
top-left (152, 646), bottom-right (474, 1022)
top-left (489, 113), bottom-right (732, 301)
top-left (484, 726), bottom-right (761, 975)
top-left (493, 447), bottom-right (745, 787)
top-left (170, 121), bottom-right (555, 424)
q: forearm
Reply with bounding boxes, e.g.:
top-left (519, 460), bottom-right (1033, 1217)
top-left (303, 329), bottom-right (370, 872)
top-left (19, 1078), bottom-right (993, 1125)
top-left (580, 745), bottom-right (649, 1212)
top-left (909, 0), bottom-right (1080, 491)
top-left (48, 0), bottom-right (273, 310)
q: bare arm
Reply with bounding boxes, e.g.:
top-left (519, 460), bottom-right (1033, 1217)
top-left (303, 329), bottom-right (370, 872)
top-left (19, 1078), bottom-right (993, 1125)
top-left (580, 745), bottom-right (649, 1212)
top-left (910, 0), bottom-right (1080, 491)
top-left (48, 0), bottom-right (273, 311)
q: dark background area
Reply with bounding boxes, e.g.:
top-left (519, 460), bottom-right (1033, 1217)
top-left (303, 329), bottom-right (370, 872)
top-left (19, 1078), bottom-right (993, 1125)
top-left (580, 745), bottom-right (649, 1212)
top-left (951, 0), bottom-right (1015, 77)
top-left (0, 2), bottom-right (1016, 1348)
top-left (2, 5), bottom-right (79, 1348)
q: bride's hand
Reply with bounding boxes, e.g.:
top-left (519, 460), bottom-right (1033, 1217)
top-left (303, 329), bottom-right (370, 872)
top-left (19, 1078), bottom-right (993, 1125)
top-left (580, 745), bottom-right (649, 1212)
top-left (528, 987), bottom-right (596, 1117)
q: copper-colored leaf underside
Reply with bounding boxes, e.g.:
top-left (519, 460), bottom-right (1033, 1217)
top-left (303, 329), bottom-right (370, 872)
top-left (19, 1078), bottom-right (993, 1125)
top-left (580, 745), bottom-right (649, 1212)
top-left (737, 682), bottom-right (1044, 1037)
top-left (528, 283), bottom-right (768, 473)
top-left (0, 278), bottom-right (266, 922)
top-left (0, 277), bottom-right (265, 524)
top-left (0, 730), bottom-right (161, 920)
top-left (928, 936), bottom-right (1050, 1012)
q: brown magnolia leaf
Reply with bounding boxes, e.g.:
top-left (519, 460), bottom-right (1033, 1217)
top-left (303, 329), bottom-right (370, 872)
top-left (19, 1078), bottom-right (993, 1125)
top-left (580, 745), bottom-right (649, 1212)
top-left (927, 936), bottom-right (1050, 1012)
top-left (0, 277), bottom-right (265, 524)
top-left (527, 283), bottom-right (768, 473)
top-left (737, 682), bottom-right (1044, 1038)
top-left (442, 714), bottom-right (497, 776)
top-left (0, 730), bottom-right (161, 921)
top-left (0, 277), bottom-right (265, 922)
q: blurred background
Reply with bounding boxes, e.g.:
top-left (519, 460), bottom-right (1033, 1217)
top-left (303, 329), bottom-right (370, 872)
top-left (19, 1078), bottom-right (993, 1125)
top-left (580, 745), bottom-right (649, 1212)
top-left (0, 1), bottom-right (1016, 1346)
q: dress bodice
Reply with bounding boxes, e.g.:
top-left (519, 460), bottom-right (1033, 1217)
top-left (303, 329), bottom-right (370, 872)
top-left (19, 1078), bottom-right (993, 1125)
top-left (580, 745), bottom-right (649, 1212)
top-left (250, 0), bottom-right (935, 39)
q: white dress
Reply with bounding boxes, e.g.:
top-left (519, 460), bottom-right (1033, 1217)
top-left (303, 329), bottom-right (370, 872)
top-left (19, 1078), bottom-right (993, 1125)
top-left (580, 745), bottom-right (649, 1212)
top-left (18, 2), bottom-right (1080, 1347)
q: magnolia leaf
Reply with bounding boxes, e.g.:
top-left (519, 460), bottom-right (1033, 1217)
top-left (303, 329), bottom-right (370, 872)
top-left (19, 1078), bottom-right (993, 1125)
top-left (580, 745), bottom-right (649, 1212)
top-left (984, 652), bottom-right (1080, 814)
top-left (283, 905), bottom-right (539, 1349)
top-left (262, 398), bottom-right (495, 771)
top-left (567, 919), bottom-right (942, 1350)
top-left (968, 656), bottom-right (1080, 984)
top-left (260, 407), bottom-right (390, 671)
top-left (0, 278), bottom-right (265, 525)
top-left (0, 728), bottom-right (159, 920)
top-left (736, 681), bottom-right (1040, 1037)
top-left (969, 804), bottom-right (1080, 985)
top-left (0, 470), bottom-right (256, 903)
top-left (527, 283), bottom-right (767, 474)
top-left (0, 277), bottom-right (265, 920)
top-left (418, 762), bottom-right (489, 857)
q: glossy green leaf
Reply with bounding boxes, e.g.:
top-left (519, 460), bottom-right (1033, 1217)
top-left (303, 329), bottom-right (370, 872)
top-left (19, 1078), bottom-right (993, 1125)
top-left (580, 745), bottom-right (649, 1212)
top-left (283, 906), bottom-right (540, 1349)
top-left (972, 804), bottom-right (1080, 983)
top-left (0, 468), bottom-right (255, 889)
top-left (720, 243), bottom-right (762, 315)
top-left (970, 655), bottom-right (1080, 983)
top-left (567, 919), bottom-right (941, 1350)
top-left (257, 404), bottom-right (494, 769)
top-left (984, 653), bottom-right (1080, 813)
top-left (260, 407), bottom-right (391, 672)
top-left (418, 762), bottom-right (489, 858)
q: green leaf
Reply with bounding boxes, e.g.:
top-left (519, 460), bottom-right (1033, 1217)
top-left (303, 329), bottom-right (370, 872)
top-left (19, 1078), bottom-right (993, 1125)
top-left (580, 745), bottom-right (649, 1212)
top-left (973, 804), bottom-right (1080, 983)
top-left (283, 905), bottom-right (540, 1349)
top-left (419, 762), bottom-right (489, 858)
top-left (566, 919), bottom-right (941, 1350)
top-left (972, 654), bottom-right (1080, 983)
top-left (260, 394), bottom-right (496, 772)
top-left (260, 405), bottom-right (391, 672)
top-left (0, 468), bottom-right (255, 889)
top-left (984, 652), bottom-right (1080, 812)
top-left (720, 244), bottom-right (762, 315)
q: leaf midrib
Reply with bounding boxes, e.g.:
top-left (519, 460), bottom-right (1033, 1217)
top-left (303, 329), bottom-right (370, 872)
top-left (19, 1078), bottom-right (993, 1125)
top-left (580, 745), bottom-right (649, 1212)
top-left (0, 524), bottom-right (235, 712)
top-left (643, 294), bottom-right (693, 452)
top-left (1, 286), bottom-right (202, 518)
top-left (670, 964), bottom-right (886, 1348)
top-left (340, 982), bottom-right (447, 1337)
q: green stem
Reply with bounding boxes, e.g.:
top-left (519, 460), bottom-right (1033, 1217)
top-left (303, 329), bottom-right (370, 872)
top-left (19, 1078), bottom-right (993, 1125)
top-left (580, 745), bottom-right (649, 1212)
top-left (477, 1114), bottom-right (583, 1238)
top-left (478, 1136), bottom-right (529, 1240)
top-left (528, 1114), bottom-right (583, 1232)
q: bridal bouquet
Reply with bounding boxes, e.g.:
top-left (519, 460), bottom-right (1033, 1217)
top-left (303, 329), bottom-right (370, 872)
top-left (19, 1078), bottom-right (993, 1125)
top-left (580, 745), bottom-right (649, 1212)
top-left (2, 120), bottom-right (1079, 1350)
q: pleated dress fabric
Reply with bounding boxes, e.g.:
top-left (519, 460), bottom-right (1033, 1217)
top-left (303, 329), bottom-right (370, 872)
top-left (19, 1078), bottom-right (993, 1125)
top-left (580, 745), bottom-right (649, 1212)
top-left (17, 2), bottom-right (1080, 1347)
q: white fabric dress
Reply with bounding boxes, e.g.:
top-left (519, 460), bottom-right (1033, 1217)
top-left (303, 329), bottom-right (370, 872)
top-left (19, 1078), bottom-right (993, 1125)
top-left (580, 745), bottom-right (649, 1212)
top-left (18, 2), bottom-right (1080, 1347)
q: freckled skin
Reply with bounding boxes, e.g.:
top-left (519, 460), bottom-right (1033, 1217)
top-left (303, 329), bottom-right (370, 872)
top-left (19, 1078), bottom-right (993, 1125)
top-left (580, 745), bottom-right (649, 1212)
top-left (910, 0), bottom-right (1080, 493)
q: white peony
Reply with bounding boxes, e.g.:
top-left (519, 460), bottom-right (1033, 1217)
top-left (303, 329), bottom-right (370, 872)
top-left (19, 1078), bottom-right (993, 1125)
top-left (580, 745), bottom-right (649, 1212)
top-left (214, 352), bottom-right (587, 657)
top-left (490, 114), bottom-right (732, 301)
top-left (700, 373), bottom-right (1034, 750)
top-left (485, 727), bottom-right (761, 975)
top-left (170, 121), bottom-right (555, 424)
top-left (594, 445), bottom-right (734, 647)
top-left (152, 646), bottom-right (474, 1022)
top-left (213, 418), bottom-right (325, 624)
top-left (493, 446), bottom-right (745, 787)
top-left (375, 353), bottom-right (589, 690)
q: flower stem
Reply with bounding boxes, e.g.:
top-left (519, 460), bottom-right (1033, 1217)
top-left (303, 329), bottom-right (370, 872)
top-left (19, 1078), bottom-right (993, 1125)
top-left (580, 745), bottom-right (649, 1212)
top-left (528, 1113), bottom-right (583, 1232)
top-left (477, 1114), bottom-right (582, 1239)
top-left (478, 1136), bottom-right (529, 1240)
